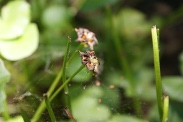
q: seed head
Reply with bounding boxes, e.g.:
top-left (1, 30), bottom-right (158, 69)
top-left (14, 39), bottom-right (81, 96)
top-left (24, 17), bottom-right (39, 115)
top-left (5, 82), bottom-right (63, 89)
top-left (79, 51), bottom-right (100, 74)
top-left (75, 28), bottom-right (98, 50)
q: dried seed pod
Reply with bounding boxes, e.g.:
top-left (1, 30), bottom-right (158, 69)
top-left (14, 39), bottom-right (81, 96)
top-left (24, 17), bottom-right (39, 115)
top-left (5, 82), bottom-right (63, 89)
top-left (75, 28), bottom-right (98, 50)
top-left (79, 51), bottom-right (100, 74)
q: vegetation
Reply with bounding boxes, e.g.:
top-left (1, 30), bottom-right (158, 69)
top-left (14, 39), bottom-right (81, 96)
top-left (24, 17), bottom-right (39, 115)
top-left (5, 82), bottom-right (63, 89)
top-left (0, 0), bottom-right (183, 122)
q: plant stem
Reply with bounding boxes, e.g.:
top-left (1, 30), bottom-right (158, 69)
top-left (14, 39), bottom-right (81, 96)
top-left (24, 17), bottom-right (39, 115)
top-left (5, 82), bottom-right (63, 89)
top-left (67, 43), bottom-right (83, 65)
top-left (151, 26), bottom-right (163, 120)
top-left (19, 108), bottom-right (31, 122)
top-left (31, 65), bottom-right (84, 122)
top-left (162, 95), bottom-right (169, 122)
top-left (31, 66), bottom-right (63, 122)
top-left (50, 65), bottom-right (85, 101)
top-left (31, 41), bottom-right (84, 122)
top-left (62, 37), bottom-right (72, 110)
top-left (44, 95), bottom-right (56, 122)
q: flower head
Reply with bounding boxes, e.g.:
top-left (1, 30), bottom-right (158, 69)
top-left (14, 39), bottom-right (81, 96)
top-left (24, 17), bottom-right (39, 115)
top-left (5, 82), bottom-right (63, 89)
top-left (75, 28), bottom-right (98, 50)
top-left (79, 51), bottom-right (100, 74)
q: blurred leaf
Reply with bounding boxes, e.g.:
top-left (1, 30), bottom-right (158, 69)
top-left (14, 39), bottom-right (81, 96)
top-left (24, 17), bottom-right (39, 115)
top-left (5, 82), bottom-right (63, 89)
top-left (168, 101), bottom-right (183, 122)
top-left (66, 55), bottom-right (92, 82)
top-left (116, 8), bottom-right (151, 41)
top-left (101, 87), bottom-right (120, 110)
top-left (149, 101), bottom-right (183, 122)
top-left (104, 68), bottom-right (155, 101)
top-left (108, 115), bottom-right (145, 122)
top-left (0, 59), bottom-right (10, 112)
top-left (162, 76), bottom-right (183, 102)
top-left (0, 24), bottom-right (39, 61)
top-left (0, 0), bottom-right (30, 39)
top-left (71, 86), bottom-right (111, 122)
top-left (41, 5), bottom-right (71, 30)
top-left (148, 104), bottom-right (160, 122)
top-left (81, 0), bottom-right (120, 11)
top-left (134, 68), bottom-right (156, 101)
top-left (6, 116), bottom-right (24, 122)
top-left (179, 52), bottom-right (183, 75)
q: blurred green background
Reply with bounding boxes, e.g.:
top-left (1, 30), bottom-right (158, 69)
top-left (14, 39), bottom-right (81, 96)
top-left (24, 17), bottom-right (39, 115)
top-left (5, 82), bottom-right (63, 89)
top-left (1, 0), bottom-right (183, 122)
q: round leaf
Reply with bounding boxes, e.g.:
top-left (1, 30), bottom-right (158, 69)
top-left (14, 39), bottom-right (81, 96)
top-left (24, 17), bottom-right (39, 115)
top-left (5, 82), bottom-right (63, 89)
top-left (116, 8), bottom-right (151, 41)
top-left (71, 86), bottom-right (111, 122)
top-left (0, 0), bottom-right (30, 39)
top-left (0, 24), bottom-right (39, 61)
top-left (41, 5), bottom-right (71, 30)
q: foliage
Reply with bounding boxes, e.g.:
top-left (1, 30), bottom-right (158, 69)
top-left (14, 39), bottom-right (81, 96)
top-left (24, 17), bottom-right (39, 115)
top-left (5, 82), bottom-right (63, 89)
top-left (0, 0), bottom-right (39, 61)
top-left (0, 59), bottom-right (10, 112)
top-left (0, 0), bottom-right (183, 122)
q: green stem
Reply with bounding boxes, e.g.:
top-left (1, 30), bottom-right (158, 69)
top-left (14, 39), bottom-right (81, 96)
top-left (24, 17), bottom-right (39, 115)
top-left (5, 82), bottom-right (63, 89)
top-left (31, 65), bottom-right (84, 122)
top-left (31, 67), bottom-right (63, 122)
top-left (50, 65), bottom-right (85, 101)
top-left (44, 95), bottom-right (56, 122)
top-left (67, 43), bottom-right (83, 65)
top-left (151, 26), bottom-right (163, 120)
top-left (62, 37), bottom-right (72, 110)
top-left (19, 108), bottom-right (31, 122)
top-left (31, 42), bottom-right (84, 122)
top-left (162, 95), bottom-right (169, 122)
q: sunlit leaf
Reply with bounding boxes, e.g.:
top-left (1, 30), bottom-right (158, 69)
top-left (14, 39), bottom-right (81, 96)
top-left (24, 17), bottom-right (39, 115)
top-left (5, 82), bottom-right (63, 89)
top-left (0, 59), bottom-right (10, 112)
top-left (0, 0), bottom-right (30, 39)
top-left (0, 24), bottom-right (39, 61)
top-left (6, 116), bottom-right (24, 122)
top-left (162, 76), bottom-right (183, 101)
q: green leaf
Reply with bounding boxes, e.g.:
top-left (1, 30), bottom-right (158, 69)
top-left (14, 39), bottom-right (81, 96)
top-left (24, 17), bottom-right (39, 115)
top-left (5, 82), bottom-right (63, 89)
top-left (6, 116), bottom-right (24, 122)
top-left (108, 115), bottom-right (145, 122)
top-left (0, 24), bottom-right (39, 61)
top-left (66, 55), bottom-right (92, 82)
top-left (0, 59), bottom-right (10, 112)
top-left (116, 8), bottom-right (151, 41)
top-left (162, 76), bottom-right (183, 101)
top-left (41, 5), bottom-right (71, 30)
top-left (179, 52), bottom-right (183, 75)
top-left (149, 101), bottom-right (183, 122)
top-left (81, 0), bottom-right (120, 11)
top-left (104, 68), bottom-right (156, 101)
top-left (71, 86), bottom-right (111, 122)
top-left (0, 0), bottom-right (30, 39)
